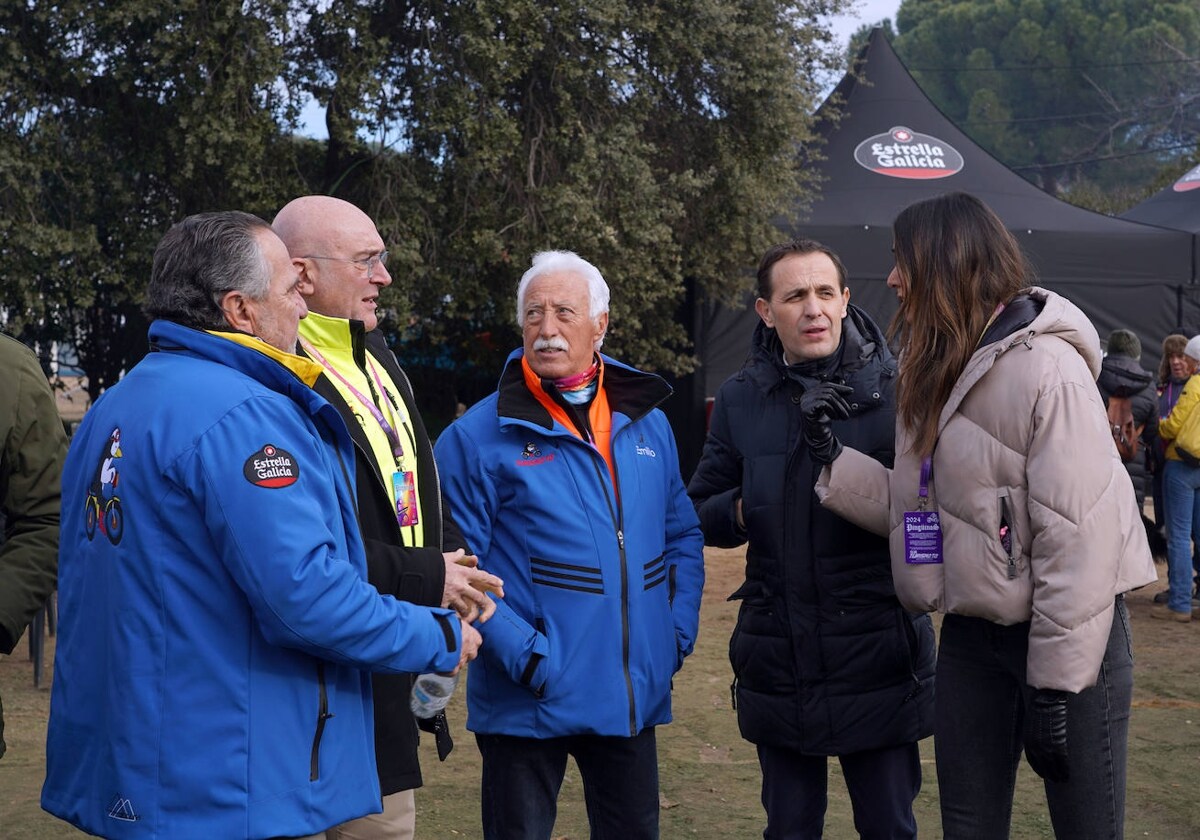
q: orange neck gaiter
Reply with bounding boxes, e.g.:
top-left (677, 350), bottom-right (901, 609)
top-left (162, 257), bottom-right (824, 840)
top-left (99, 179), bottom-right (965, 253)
top-left (521, 355), bottom-right (616, 492)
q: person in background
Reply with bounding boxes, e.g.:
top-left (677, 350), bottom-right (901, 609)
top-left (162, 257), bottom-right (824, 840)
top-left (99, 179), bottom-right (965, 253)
top-left (688, 238), bottom-right (935, 839)
top-left (435, 250), bottom-right (705, 839)
top-left (275, 196), bottom-right (504, 840)
top-left (1152, 333), bottom-right (1198, 605)
top-left (1152, 334), bottom-right (1200, 623)
top-left (42, 211), bottom-right (479, 839)
top-left (814, 192), bottom-right (1155, 838)
top-left (1097, 328), bottom-right (1159, 522)
top-left (0, 334), bottom-right (66, 761)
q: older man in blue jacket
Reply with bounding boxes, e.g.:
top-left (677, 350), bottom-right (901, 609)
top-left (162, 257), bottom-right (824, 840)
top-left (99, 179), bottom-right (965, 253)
top-left (435, 250), bottom-right (704, 840)
top-left (42, 212), bottom-right (480, 840)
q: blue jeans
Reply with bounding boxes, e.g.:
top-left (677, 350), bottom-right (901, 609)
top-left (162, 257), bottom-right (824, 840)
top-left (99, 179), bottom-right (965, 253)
top-left (1163, 460), bottom-right (1200, 612)
top-left (934, 600), bottom-right (1133, 840)
top-left (755, 741), bottom-right (921, 839)
top-left (476, 729), bottom-right (659, 840)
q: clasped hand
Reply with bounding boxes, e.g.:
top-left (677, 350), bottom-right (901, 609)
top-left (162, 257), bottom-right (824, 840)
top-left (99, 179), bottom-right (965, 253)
top-left (800, 381), bottom-right (853, 464)
top-left (443, 549), bottom-right (504, 625)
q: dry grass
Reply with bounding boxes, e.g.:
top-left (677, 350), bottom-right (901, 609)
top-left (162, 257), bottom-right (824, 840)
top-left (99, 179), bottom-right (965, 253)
top-left (3, 547), bottom-right (1198, 838)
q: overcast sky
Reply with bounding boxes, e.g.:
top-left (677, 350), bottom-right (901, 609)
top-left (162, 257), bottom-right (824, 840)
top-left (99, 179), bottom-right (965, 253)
top-left (826, 0), bottom-right (902, 47)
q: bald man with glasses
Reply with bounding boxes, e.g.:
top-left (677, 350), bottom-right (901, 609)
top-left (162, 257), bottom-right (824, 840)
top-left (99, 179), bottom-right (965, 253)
top-left (275, 196), bottom-right (504, 840)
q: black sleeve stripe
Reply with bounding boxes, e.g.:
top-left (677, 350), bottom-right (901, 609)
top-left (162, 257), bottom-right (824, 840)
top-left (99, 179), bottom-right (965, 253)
top-left (530, 556), bottom-right (603, 575)
top-left (531, 567), bottom-right (604, 584)
top-left (644, 573), bottom-right (667, 591)
top-left (532, 577), bottom-right (605, 594)
top-left (433, 613), bottom-right (458, 652)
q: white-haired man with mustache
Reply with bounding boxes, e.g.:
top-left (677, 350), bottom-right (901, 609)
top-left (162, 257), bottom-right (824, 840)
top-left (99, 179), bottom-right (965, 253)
top-left (435, 251), bottom-right (705, 839)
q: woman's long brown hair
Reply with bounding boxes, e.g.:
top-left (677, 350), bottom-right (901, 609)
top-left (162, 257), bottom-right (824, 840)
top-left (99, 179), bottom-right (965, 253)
top-left (887, 192), bottom-right (1029, 457)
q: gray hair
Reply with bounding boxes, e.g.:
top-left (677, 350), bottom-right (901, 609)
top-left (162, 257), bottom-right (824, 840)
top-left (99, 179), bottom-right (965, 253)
top-left (144, 211), bottom-right (272, 330)
top-left (516, 251), bottom-right (610, 348)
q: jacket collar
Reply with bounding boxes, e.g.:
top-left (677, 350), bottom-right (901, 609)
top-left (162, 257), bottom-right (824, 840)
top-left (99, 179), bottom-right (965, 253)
top-left (936, 287), bottom-right (1101, 436)
top-left (149, 321), bottom-right (329, 414)
top-left (495, 348), bottom-right (671, 432)
top-left (1098, 354), bottom-right (1153, 397)
top-left (977, 293), bottom-right (1042, 348)
top-left (747, 304), bottom-right (892, 400)
top-left (205, 330), bottom-right (325, 386)
top-left (297, 311), bottom-right (370, 370)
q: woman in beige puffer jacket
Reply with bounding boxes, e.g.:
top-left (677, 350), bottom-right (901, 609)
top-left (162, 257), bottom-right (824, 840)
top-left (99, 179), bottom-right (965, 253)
top-left (813, 192), bottom-right (1155, 840)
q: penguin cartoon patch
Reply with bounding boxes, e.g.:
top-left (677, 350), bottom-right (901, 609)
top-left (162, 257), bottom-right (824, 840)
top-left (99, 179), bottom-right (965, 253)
top-left (85, 427), bottom-right (125, 545)
top-left (243, 444), bottom-right (300, 488)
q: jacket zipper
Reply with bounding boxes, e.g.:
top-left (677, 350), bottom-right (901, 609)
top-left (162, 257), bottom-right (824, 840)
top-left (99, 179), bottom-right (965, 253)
top-left (588, 452), bottom-right (636, 736)
top-left (312, 414), bottom-right (351, 780)
top-left (333, 437), bottom-right (361, 522)
top-left (310, 662), bottom-right (334, 781)
top-left (999, 491), bottom-right (1016, 580)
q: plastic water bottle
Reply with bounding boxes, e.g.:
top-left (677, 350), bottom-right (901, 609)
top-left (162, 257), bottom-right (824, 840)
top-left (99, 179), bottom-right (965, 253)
top-left (410, 672), bottom-right (459, 719)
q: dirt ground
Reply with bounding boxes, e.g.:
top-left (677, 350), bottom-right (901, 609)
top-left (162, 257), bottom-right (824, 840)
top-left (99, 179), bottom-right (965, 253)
top-left (2, 547), bottom-right (1198, 838)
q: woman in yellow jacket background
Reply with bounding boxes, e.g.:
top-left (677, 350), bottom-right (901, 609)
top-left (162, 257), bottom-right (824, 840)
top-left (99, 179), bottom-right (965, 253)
top-left (1153, 334), bottom-right (1200, 621)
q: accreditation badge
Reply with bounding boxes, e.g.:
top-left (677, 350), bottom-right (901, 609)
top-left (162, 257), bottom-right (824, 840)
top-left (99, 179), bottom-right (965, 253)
top-left (903, 510), bottom-right (943, 564)
top-left (393, 470), bottom-right (419, 528)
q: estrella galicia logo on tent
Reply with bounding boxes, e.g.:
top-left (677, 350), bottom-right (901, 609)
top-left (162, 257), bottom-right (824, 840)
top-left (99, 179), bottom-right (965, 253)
top-left (1172, 163), bottom-right (1200, 193)
top-left (854, 126), bottom-right (964, 180)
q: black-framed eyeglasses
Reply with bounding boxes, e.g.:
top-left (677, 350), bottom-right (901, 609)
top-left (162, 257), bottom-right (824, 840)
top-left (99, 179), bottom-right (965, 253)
top-left (301, 250), bottom-right (389, 279)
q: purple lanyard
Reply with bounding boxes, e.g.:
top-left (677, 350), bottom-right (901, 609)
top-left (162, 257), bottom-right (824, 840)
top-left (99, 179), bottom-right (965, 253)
top-left (301, 338), bottom-right (405, 462)
top-left (917, 457), bottom-right (933, 510)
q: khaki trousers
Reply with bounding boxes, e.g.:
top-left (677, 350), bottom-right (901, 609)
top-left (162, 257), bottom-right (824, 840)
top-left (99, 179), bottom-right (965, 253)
top-left (325, 789), bottom-right (416, 840)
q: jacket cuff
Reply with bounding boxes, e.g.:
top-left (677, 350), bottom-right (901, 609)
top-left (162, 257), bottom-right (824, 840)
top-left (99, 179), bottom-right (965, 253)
top-left (396, 546), bottom-right (448, 608)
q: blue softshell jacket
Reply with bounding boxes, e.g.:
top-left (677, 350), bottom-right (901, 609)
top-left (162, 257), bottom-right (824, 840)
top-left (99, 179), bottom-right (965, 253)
top-left (435, 350), bottom-right (705, 737)
top-left (42, 321), bottom-right (462, 839)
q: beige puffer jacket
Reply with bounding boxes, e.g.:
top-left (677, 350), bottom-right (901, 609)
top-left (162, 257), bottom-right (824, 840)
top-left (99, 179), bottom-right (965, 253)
top-left (817, 288), bottom-right (1155, 693)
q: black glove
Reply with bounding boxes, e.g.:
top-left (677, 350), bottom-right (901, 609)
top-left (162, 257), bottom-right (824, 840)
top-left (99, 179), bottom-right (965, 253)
top-left (1024, 689), bottom-right (1070, 782)
top-left (800, 381), bottom-right (853, 464)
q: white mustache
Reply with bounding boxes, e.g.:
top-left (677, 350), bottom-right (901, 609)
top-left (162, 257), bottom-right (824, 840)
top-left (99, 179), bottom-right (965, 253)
top-left (533, 337), bottom-right (569, 352)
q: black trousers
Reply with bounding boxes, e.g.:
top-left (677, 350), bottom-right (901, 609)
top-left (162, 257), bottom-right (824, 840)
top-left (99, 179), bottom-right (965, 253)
top-left (476, 728), bottom-right (659, 840)
top-left (755, 740), bottom-right (921, 839)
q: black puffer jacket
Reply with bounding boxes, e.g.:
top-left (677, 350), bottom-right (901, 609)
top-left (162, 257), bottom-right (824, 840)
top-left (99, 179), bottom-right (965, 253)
top-left (688, 307), bottom-right (935, 755)
top-left (1097, 354), bottom-right (1158, 507)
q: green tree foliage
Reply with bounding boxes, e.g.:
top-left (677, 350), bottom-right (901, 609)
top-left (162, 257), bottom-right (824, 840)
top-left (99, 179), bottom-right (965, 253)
top-left (892, 0), bottom-right (1200, 197)
top-left (2, 0), bottom-right (852, 409)
top-left (299, 0), bottom-right (854, 389)
top-left (0, 0), bottom-right (307, 397)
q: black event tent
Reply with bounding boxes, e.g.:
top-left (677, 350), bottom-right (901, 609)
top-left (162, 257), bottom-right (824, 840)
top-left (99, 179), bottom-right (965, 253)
top-left (668, 28), bottom-right (1197, 477)
top-left (1121, 163), bottom-right (1200, 284)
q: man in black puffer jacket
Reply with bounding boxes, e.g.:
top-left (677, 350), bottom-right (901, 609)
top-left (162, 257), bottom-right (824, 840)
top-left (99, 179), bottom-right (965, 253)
top-left (689, 239), bottom-right (935, 839)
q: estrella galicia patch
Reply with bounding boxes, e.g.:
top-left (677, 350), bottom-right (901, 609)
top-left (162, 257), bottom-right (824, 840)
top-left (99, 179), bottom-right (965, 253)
top-left (243, 444), bottom-right (300, 488)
